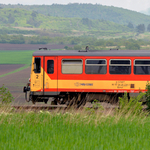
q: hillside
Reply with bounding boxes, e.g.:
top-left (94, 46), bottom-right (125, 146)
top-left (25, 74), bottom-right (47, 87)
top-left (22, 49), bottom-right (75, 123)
top-left (0, 8), bottom-right (130, 33)
top-left (1, 3), bottom-right (150, 26)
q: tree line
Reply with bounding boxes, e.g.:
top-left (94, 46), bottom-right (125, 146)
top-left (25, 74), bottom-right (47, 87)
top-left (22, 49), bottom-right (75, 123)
top-left (127, 22), bottom-right (150, 33)
top-left (0, 34), bottom-right (150, 50)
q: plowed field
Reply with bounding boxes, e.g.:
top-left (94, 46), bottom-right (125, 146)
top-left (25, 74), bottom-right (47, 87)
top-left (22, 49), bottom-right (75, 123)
top-left (0, 44), bottom-right (73, 50)
top-left (0, 66), bottom-right (31, 104)
top-left (0, 64), bottom-right (24, 75)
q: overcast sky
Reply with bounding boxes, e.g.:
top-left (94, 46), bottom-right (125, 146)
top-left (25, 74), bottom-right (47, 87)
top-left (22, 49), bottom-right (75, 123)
top-left (0, 0), bottom-right (149, 12)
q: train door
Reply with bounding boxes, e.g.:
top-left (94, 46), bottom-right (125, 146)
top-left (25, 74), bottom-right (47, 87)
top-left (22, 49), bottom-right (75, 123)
top-left (30, 56), bottom-right (44, 92)
top-left (44, 56), bottom-right (58, 95)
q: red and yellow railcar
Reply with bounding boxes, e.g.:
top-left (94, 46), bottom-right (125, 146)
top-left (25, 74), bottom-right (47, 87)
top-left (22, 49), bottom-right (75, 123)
top-left (24, 49), bottom-right (150, 106)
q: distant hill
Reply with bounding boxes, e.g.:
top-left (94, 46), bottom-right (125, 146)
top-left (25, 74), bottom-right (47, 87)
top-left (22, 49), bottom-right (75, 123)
top-left (1, 3), bottom-right (150, 26)
top-left (0, 8), bottom-right (131, 33)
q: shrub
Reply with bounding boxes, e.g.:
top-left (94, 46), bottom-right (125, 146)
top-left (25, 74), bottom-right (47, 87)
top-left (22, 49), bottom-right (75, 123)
top-left (117, 92), bottom-right (145, 115)
top-left (145, 82), bottom-right (150, 110)
top-left (0, 85), bottom-right (14, 105)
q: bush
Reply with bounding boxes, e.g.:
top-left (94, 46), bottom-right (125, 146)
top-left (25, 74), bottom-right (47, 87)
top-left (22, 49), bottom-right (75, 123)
top-left (145, 82), bottom-right (150, 110)
top-left (74, 45), bottom-right (82, 50)
top-left (117, 92), bottom-right (145, 115)
top-left (0, 85), bottom-right (14, 105)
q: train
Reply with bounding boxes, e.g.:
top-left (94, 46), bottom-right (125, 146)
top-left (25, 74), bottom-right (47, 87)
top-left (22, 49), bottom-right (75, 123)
top-left (23, 47), bottom-right (150, 107)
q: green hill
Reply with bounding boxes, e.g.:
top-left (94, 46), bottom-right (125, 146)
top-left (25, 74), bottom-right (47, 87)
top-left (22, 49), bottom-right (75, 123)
top-left (1, 3), bottom-right (150, 26)
top-left (0, 8), bottom-right (130, 33)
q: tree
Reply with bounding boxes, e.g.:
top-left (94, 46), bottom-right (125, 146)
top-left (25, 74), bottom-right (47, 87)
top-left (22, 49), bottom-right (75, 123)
top-left (26, 18), bottom-right (42, 27)
top-left (8, 14), bottom-right (15, 24)
top-left (125, 41), bottom-right (140, 50)
top-left (81, 18), bottom-right (92, 27)
top-left (136, 24), bottom-right (145, 33)
top-left (74, 45), bottom-right (82, 50)
top-left (147, 24), bottom-right (150, 32)
top-left (31, 11), bottom-right (38, 18)
top-left (127, 22), bottom-right (134, 29)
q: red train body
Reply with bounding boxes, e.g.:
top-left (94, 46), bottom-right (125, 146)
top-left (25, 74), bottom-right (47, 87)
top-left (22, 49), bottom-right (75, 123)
top-left (23, 49), bottom-right (150, 106)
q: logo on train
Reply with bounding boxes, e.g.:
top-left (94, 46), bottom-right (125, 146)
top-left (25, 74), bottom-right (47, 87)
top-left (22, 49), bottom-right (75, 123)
top-left (74, 82), bottom-right (93, 87)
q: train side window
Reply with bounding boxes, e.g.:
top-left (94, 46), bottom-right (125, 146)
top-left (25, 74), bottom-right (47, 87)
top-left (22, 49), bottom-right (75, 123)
top-left (109, 59), bottom-right (131, 74)
top-left (62, 59), bottom-right (83, 74)
top-left (47, 60), bottom-right (54, 74)
top-left (34, 57), bottom-right (41, 73)
top-left (134, 60), bottom-right (150, 75)
top-left (85, 59), bottom-right (107, 74)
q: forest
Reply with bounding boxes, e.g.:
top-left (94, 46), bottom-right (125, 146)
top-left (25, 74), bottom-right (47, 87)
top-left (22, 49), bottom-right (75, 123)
top-left (1, 3), bottom-right (150, 26)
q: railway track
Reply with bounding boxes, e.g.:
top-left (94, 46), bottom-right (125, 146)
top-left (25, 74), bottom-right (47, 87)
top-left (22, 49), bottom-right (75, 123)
top-left (12, 103), bottom-right (118, 111)
top-left (12, 105), bottom-right (67, 111)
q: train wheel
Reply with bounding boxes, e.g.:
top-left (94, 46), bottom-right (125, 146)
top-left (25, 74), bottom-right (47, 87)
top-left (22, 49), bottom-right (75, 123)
top-left (44, 99), bottom-right (48, 104)
top-left (32, 99), bottom-right (36, 104)
top-left (31, 96), bottom-right (37, 104)
top-left (51, 99), bottom-right (57, 105)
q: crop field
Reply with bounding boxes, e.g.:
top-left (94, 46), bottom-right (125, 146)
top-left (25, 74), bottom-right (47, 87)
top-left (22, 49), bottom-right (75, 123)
top-left (0, 47), bottom-right (34, 104)
top-left (0, 64), bottom-right (24, 76)
top-left (0, 67), bottom-right (31, 104)
top-left (0, 43), bottom-right (70, 50)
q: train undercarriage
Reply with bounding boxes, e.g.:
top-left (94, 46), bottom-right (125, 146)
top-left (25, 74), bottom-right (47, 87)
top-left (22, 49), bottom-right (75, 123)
top-left (23, 85), bottom-right (128, 108)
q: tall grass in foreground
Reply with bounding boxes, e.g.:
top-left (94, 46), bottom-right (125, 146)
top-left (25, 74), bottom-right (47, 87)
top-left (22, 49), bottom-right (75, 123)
top-left (0, 107), bottom-right (150, 150)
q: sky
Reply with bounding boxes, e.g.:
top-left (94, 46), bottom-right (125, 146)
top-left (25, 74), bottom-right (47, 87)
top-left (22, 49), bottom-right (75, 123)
top-left (0, 0), bottom-right (149, 12)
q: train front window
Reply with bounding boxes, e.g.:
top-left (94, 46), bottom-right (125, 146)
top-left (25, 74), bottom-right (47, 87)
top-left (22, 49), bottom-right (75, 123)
top-left (34, 58), bottom-right (41, 73)
top-left (134, 60), bottom-right (150, 74)
top-left (62, 59), bottom-right (83, 74)
top-left (109, 59), bottom-right (131, 74)
top-left (47, 60), bottom-right (54, 74)
top-left (85, 59), bottom-right (107, 74)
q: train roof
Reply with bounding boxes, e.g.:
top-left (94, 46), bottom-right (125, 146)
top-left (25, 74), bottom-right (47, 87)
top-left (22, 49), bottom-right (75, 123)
top-left (33, 49), bottom-right (150, 57)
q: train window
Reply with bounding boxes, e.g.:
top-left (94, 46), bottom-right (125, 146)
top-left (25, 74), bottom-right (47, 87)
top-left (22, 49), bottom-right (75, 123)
top-left (47, 60), bottom-right (54, 74)
top-left (85, 59), bottom-right (107, 74)
top-left (34, 58), bottom-right (41, 73)
top-left (134, 60), bottom-right (150, 75)
top-left (109, 59), bottom-right (131, 74)
top-left (62, 59), bottom-right (83, 74)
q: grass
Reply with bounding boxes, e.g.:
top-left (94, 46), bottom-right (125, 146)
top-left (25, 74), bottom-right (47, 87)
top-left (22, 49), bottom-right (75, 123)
top-left (0, 108), bottom-right (149, 150)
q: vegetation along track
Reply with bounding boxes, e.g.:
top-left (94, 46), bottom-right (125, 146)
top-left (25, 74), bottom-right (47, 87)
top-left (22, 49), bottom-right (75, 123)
top-left (12, 102), bottom-right (118, 112)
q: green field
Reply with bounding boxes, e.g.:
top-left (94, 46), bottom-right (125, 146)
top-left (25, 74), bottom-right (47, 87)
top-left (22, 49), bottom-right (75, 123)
top-left (0, 50), bottom-right (35, 65)
top-left (0, 110), bottom-right (149, 150)
top-left (0, 50), bottom-right (35, 77)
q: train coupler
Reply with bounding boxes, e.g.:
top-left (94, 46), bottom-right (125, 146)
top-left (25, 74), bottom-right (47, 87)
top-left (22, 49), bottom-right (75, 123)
top-left (23, 86), bottom-right (30, 93)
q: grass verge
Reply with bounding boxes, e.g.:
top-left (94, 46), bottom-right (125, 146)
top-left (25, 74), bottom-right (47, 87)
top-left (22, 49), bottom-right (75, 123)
top-left (0, 107), bottom-right (149, 150)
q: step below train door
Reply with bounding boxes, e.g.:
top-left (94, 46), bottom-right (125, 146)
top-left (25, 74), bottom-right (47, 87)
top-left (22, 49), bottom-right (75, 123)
top-left (44, 56), bottom-right (58, 96)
